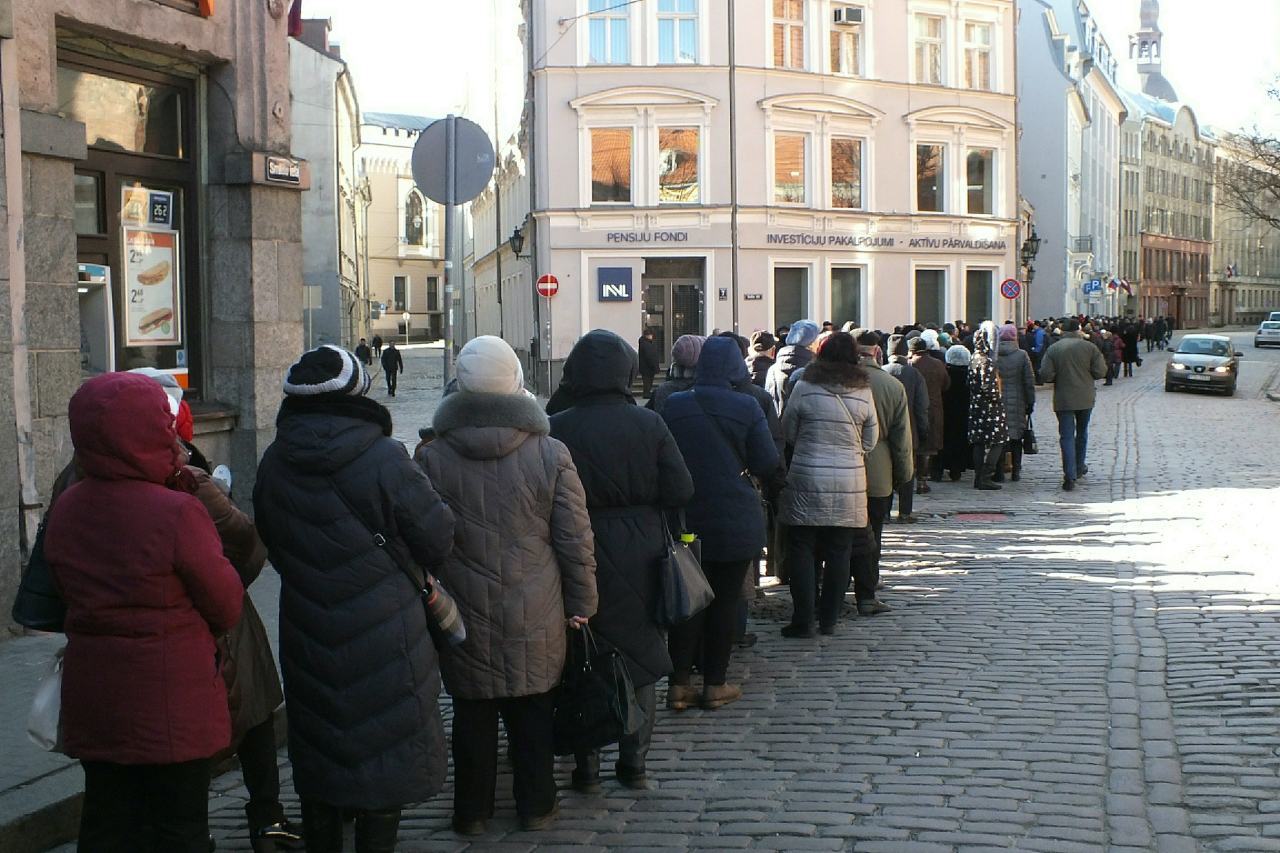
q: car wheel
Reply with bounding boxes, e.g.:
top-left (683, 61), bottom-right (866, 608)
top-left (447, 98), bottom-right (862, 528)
top-left (1164, 381), bottom-right (1175, 392)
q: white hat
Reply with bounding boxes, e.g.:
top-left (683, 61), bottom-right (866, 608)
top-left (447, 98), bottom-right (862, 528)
top-left (128, 367), bottom-right (183, 418)
top-left (456, 336), bottom-right (524, 395)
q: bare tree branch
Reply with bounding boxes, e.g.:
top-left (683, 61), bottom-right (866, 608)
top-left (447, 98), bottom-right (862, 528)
top-left (1217, 85), bottom-right (1280, 232)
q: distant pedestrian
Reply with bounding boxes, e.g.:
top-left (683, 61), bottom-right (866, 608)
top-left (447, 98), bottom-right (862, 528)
top-left (967, 322), bottom-right (1009, 490)
top-left (908, 337), bottom-right (950, 490)
top-left (1038, 318), bottom-right (1108, 491)
top-left (766, 319), bottom-right (821, 414)
top-left (1121, 324), bottom-right (1141, 377)
top-left (381, 340), bottom-right (404, 396)
top-left (371, 334), bottom-right (383, 358)
top-left (883, 335), bottom-right (928, 521)
top-left (647, 335), bottom-right (705, 413)
top-left (355, 337), bottom-right (372, 366)
top-left (46, 373), bottom-right (244, 853)
top-left (660, 337), bottom-right (779, 710)
top-left (995, 324), bottom-right (1036, 482)
top-left (637, 331), bottom-right (661, 398)
top-left (747, 331), bottom-right (777, 388)
top-left (939, 346), bottom-right (972, 480)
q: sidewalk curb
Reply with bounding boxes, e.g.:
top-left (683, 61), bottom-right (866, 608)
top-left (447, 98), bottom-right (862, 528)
top-left (0, 709), bottom-right (286, 853)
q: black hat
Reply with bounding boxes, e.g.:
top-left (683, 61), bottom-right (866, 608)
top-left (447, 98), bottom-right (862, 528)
top-left (750, 331), bottom-right (777, 352)
top-left (283, 345), bottom-right (371, 397)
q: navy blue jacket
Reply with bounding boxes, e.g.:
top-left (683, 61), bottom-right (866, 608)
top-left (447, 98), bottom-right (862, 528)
top-left (661, 337), bottom-right (779, 562)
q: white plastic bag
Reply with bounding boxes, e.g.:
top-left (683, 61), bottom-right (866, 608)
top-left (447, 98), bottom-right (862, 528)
top-left (28, 645), bottom-right (65, 752)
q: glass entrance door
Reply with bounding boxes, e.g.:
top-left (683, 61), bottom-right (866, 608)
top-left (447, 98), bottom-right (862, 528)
top-left (774, 267), bottom-right (809, 329)
top-left (642, 257), bottom-right (705, 367)
top-left (915, 269), bottom-right (946, 326)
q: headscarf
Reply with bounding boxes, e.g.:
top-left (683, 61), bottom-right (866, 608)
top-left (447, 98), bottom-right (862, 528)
top-left (999, 323), bottom-right (1019, 341)
top-left (973, 320), bottom-right (1000, 361)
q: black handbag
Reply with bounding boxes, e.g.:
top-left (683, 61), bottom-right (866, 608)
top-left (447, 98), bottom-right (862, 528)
top-left (1023, 414), bottom-right (1039, 455)
top-left (655, 511), bottom-right (714, 627)
top-left (328, 479), bottom-right (465, 650)
top-left (553, 625), bottom-right (644, 756)
top-left (11, 521), bottom-right (66, 633)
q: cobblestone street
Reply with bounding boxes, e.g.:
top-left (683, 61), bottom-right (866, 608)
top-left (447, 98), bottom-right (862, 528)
top-left (40, 332), bottom-right (1280, 853)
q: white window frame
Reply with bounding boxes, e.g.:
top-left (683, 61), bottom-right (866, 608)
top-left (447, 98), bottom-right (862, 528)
top-left (771, 130), bottom-right (811, 206)
top-left (655, 0), bottom-right (700, 65)
top-left (911, 11), bottom-right (945, 85)
top-left (769, 0), bottom-right (808, 71)
top-left (826, 262), bottom-right (867, 329)
top-left (769, 259), bottom-right (816, 329)
top-left (962, 265), bottom-right (1000, 323)
top-left (906, 105), bottom-right (1013, 219)
top-left (828, 3), bottom-right (866, 78)
top-left (830, 135), bottom-right (867, 211)
top-left (963, 19), bottom-right (993, 91)
top-left (761, 95), bottom-right (883, 213)
top-left (393, 274), bottom-right (409, 312)
top-left (911, 264), bottom-right (950, 326)
top-left (964, 146), bottom-right (997, 216)
top-left (657, 125), bottom-right (704, 205)
top-left (571, 89), bottom-right (716, 208)
top-left (914, 141), bottom-right (948, 214)
top-left (579, 0), bottom-right (636, 66)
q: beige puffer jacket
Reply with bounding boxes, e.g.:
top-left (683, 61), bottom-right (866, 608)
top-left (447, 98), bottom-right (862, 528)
top-left (778, 363), bottom-right (879, 529)
top-left (418, 390), bottom-right (597, 700)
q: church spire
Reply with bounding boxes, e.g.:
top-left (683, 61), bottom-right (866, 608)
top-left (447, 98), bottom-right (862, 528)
top-left (1130, 0), bottom-right (1178, 101)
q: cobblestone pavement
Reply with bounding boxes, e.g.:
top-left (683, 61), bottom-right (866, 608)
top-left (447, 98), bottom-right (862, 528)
top-left (44, 332), bottom-right (1280, 853)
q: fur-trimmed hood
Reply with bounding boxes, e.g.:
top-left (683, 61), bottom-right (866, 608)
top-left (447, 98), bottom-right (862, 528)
top-left (432, 390), bottom-right (551, 461)
top-left (802, 359), bottom-right (869, 390)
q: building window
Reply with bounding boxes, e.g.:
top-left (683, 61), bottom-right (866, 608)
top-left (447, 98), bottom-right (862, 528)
top-left (830, 5), bottom-right (863, 76)
top-left (405, 191), bottom-right (425, 246)
top-left (916, 144), bottom-right (944, 212)
top-left (831, 137), bottom-right (863, 209)
top-left (658, 0), bottom-right (698, 64)
top-left (588, 0), bottom-right (629, 64)
top-left (591, 128), bottom-right (633, 203)
top-left (774, 267), bottom-right (810, 328)
top-left (963, 21), bottom-right (992, 90)
top-left (427, 276), bottom-right (440, 312)
top-left (915, 269), bottom-right (946, 325)
top-left (774, 133), bottom-right (807, 204)
top-left (913, 15), bottom-right (944, 84)
top-left (831, 267), bottom-right (861, 328)
top-left (773, 0), bottom-right (805, 70)
top-left (966, 148), bottom-right (994, 215)
top-left (393, 275), bottom-right (407, 311)
top-left (965, 269), bottom-right (993, 325)
top-left (658, 127), bottom-right (700, 203)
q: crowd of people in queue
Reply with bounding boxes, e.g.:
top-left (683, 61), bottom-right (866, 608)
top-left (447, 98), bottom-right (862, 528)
top-left (36, 307), bottom-right (1160, 852)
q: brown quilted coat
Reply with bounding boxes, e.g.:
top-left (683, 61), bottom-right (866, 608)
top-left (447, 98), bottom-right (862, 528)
top-left (417, 391), bottom-right (597, 700)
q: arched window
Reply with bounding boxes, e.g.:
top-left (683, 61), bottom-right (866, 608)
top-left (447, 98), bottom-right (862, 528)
top-left (405, 191), bottom-right (425, 246)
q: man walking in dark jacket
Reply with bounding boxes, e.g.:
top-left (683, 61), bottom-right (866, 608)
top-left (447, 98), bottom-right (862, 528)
top-left (1038, 319), bottom-right (1108, 491)
top-left (637, 332), bottom-right (661, 398)
top-left (381, 341), bottom-right (404, 396)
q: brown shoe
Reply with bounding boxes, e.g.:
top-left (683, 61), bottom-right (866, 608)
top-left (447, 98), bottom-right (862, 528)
top-left (916, 479), bottom-right (931, 495)
top-left (666, 684), bottom-right (699, 710)
top-left (701, 683), bottom-right (743, 710)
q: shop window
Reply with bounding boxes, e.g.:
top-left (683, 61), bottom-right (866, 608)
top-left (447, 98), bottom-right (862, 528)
top-left (591, 128), bottom-right (633, 203)
top-left (831, 137), bottom-right (863, 210)
top-left (588, 0), bottom-right (630, 64)
top-left (405, 191), bottom-right (425, 246)
top-left (658, 127), bottom-right (700, 203)
top-left (964, 22), bottom-right (993, 90)
top-left (58, 66), bottom-right (184, 157)
top-left (773, 0), bottom-right (806, 70)
top-left (831, 267), bottom-right (861, 328)
top-left (916, 144), bottom-right (944, 212)
top-left (658, 0), bottom-right (698, 64)
top-left (965, 270), bottom-right (993, 325)
top-left (966, 148), bottom-right (994, 215)
top-left (394, 276), bottom-right (407, 311)
top-left (774, 133), bottom-right (807, 205)
top-left (774, 267), bottom-right (809, 328)
top-left (913, 15), bottom-right (944, 85)
top-left (915, 269), bottom-right (946, 326)
top-left (74, 173), bottom-right (104, 236)
top-left (830, 6), bottom-right (863, 77)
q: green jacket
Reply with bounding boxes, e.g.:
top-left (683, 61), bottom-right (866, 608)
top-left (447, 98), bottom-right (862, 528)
top-left (1039, 333), bottom-right (1108, 412)
top-left (860, 358), bottom-right (914, 497)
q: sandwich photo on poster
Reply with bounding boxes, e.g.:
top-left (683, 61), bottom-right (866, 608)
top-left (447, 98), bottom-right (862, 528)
top-left (124, 228), bottom-right (182, 346)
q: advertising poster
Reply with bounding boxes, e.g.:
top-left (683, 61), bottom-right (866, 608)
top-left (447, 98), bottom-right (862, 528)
top-left (123, 228), bottom-right (182, 346)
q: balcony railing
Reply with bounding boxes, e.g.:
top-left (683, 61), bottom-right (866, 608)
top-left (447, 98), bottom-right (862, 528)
top-left (1072, 237), bottom-right (1094, 254)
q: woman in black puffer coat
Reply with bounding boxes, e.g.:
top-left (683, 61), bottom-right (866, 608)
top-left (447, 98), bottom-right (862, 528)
top-left (254, 345), bottom-right (455, 853)
top-left (549, 330), bottom-right (694, 791)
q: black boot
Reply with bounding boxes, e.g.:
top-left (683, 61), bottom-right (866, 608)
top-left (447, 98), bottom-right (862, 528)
top-left (572, 752), bottom-right (602, 793)
top-left (354, 809), bottom-right (400, 853)
top-left (300, 801), bottom-right (344, 853)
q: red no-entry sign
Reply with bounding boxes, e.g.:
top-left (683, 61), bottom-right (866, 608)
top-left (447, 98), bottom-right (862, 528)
top-left (537, 275), bottom-right (559, 298)
top-left (1000, 279), bottom-right (1022, 300)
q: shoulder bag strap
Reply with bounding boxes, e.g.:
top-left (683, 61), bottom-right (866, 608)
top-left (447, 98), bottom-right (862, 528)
top-left (691, 391), bottom-right (749, 476)
top-left (822, 388), bottom-right (867, 457)
top-left (326, 476), bottom-right (430, 594)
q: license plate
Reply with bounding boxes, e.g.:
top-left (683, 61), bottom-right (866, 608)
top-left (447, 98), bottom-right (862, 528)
top-left (1187, 374), bottom-right (1211, 381)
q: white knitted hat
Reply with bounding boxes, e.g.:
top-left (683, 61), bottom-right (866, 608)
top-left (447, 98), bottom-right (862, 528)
top-left (456, 336), bottom-right (524, 395)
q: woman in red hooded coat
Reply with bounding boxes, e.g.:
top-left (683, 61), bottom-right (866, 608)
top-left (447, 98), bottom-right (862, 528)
top-left (44, 372), bottom-right (244, 853)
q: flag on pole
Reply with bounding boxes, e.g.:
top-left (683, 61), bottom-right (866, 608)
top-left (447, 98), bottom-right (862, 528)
top-left (1108, 279), bottom-right (1119, 290)
top-left (1119, 279), bottom-right (1133, 295)
top-left (288, 0), bottom-right (303, 37)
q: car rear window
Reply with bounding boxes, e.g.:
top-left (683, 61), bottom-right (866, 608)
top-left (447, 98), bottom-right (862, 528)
top-left (1263, 322), bottom-right (1280, 330)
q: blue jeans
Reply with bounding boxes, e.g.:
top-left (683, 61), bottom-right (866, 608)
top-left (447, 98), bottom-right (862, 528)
top-left (1056, 409), bottom-right (1092, 479)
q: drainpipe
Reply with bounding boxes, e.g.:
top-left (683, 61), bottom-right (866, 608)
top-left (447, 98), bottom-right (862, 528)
top-left (1, 34), bottom-right (42, 553)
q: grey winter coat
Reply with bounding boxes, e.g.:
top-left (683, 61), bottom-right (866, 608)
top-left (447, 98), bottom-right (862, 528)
top-left (419, 391), bottom-right (598, 701)
top-left (884, 357), bottom-right (929, 449)
top-left (778, 362), bottom-right (878, 529)
top-left (996, 339), bottom-right (1036, 441)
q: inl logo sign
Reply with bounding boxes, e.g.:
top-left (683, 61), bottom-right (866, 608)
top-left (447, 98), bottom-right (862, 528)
top-left (598, 267), bottom-right (634, 302)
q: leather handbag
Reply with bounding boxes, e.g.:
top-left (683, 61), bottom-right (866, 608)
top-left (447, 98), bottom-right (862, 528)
top-left (1023, 414), bottom-right (1039, 455)
top-left (328, 479), bottom-right (466, 650)
top-left (11, 521), bottom-right (67, 633)
top-left (553, 625), bottom-right (644, 756)
top-left (655, 511), bottom-right (714, 627)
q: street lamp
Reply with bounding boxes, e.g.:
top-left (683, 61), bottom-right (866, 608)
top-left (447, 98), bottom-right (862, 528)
top-left (509, 226), bottom-right (527, 258)
top-left (1020, 226), bottom-right (1041, 322)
